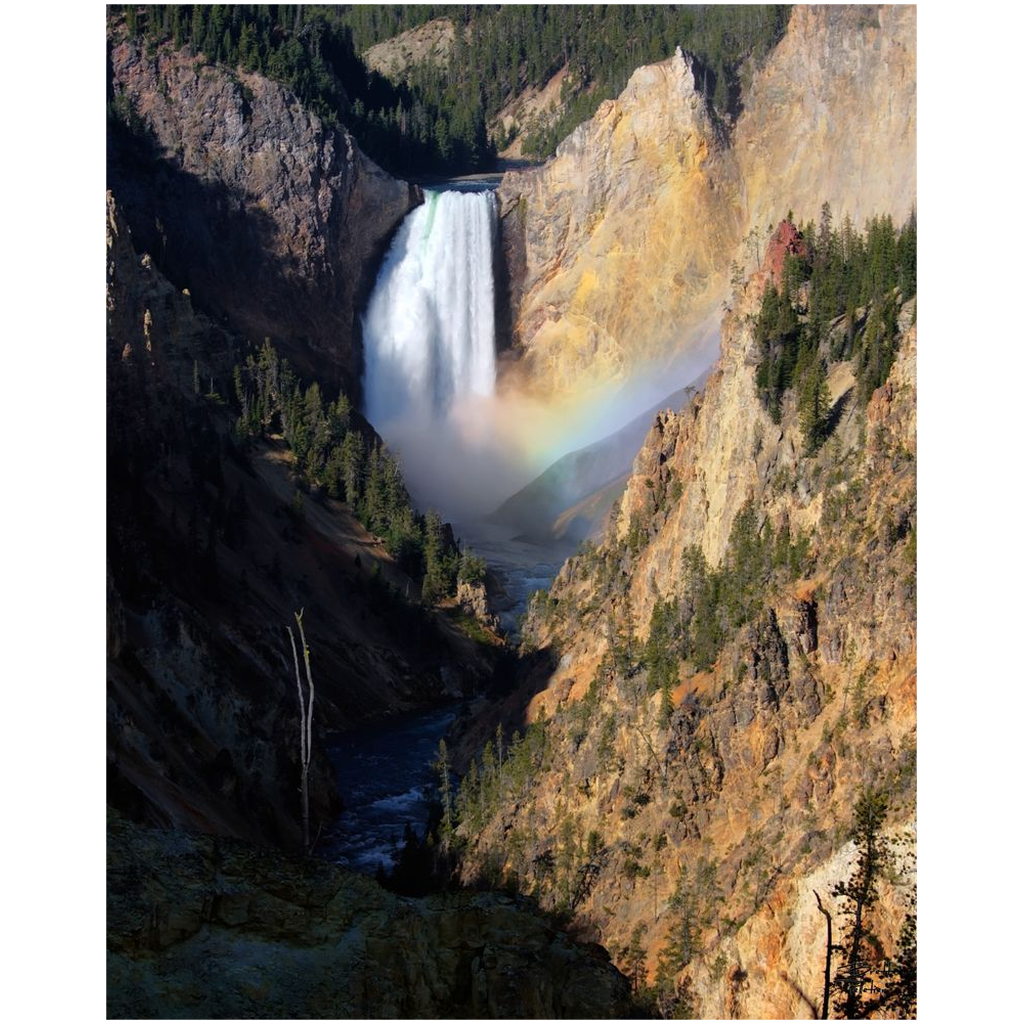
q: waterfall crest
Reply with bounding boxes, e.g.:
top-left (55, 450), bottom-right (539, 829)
top-left (363, 189), bottom-right (498, 427)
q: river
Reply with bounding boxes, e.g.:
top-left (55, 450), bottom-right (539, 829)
top-left (321, 705), bottom-right (458, 873)
top-left (321, 532), bottom-right (563, 874)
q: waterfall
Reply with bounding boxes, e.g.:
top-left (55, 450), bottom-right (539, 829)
top-left (363, 189), bottom-right (498, 427)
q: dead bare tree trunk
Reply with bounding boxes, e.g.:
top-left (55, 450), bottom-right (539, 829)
top-left (287, 608), bottom-right (315, 855)
top-left (814, 889), bottom-right (833, 1019)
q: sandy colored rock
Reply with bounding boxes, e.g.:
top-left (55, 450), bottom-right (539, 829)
top-left (498, 5), bottom-right (916, 407)
top-left (459, 236), bottom-right (917, 1017)
top-left (364, 18), bottom-right (458, 81)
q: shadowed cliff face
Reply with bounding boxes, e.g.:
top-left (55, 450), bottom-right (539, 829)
top-left (498, 4), bottom-right (916, 407)
top-left (106, 193), bottom-right (497, 848)
top-left (106, 34), bottom-right (418, 389)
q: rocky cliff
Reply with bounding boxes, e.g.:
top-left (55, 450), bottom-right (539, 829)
top-left (734, 5), bottom-right (917, 236)
top-left (456, 226), bottom-right (917, 1018)
top-left (108, 812), bottom-right (632, 1018)
top-left (498, 51), bottom-right (738, 398)
top-left (498, 5), bottom-right (916, 406)
top-left (107, 28), bottom-right (418, 388)
top-left (364, 17), bottom-right (458, 81)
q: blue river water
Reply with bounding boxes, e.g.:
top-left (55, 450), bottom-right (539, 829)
top-left (321, 706), bottom-right (457, 873)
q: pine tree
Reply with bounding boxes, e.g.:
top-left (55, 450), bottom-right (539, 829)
top-left (831, 789), bottom-right (889, 1019)
top-left (340, 430), bottom-right (365, 506)
top-left (798, 358), bottom-right (830, 455)
top-left (621, 923), bottom-right (649, 993)
top-left (422, 509), bottom-right (454, 603)
top-left (434, 738), bottom-right (455, 857)
top-left (896, 207), bottom-right (916, 299)
top-left (645, 598), bottom-right (679, 725)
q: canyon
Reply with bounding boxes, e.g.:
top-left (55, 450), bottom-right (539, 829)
top-left (106, 5), bottom-right (916, 1019)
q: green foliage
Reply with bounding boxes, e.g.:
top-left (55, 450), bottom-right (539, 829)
top-left (645, 597), bottom-right (680, 725)
top-left (831, 789), bottom-right (890, 1019)
top-left (229, 339), bottom-right (472, 599)
top-left (457, 548), bottom-right (487, 586)
top-left (433, 738), bottom-right (455, 855)
top-left (754, 279), bottom-right (801, 422)
top-left (680, 547), bottom-right (724, 672)
top-left (618, 923), bottom-right (649, 994)
top-left (454, 718), bottom-right (551, 872)
top-left (422, 509), bottom-right (458, 603)
top-left (606, 596), bottom-right (641, 687)
top-left (654, 859), bottom-right (720, 1016)
top-left (854, 292), bottom-right (900, 407)
top-left (660, 500), bottom-right (803, 673)
top-left (797, 355), bottom-right (830, 455)
top-left (721, 499), bottom-right (772, 626)
top-left (771, 517), bottom-right (810, 578)
top-left (107, 88), bottom-right (145, 134)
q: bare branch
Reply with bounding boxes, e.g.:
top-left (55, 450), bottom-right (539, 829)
top-left (814, 889), bottom-right (833, 1019)
top-left (288, 608), bottom-right (314, 855)
top-left (287, 625), bottom-right (306, 770)
top-left (296, 609), bottom-right (314, 778)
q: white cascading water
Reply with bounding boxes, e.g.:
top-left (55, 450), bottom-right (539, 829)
top-left (363, 189), bottom-right (498, 427)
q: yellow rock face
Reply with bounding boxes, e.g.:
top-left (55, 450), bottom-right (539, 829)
top-left (500, 55), bottom-right (740, 400)
top-left (499, 5), bottom-right (916, 407)
top-left (735, 5), bottom-right (917, 234)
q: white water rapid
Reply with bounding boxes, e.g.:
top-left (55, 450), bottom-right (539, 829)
top-left (363, 189), bottom-right (498, 426)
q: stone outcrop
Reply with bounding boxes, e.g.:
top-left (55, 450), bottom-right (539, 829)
top-left (497, 5), bottom-right (916, 406)
top-left (107, 31), bottom-right (418, 387)
top-left (364, 18), bottom-right (458, 81)
top-left (107, 813), bottom-right (632, 1019)
top-left (456, 579), bottom-right (501, 632)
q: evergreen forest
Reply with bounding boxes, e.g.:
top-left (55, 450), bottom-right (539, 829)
top-left (754, 206), bottom-right (917, 444)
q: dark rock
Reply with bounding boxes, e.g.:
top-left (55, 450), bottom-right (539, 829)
top-left (107, 37), bottom-right (418, 390)
top-left (107, 814), bottom-right (632, 1019)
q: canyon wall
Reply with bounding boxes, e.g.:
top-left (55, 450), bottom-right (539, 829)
top-left (498, 53), bottom-right (738, 398)
top-left (498, 4), bottom-right (916, 405)
top-left (106, 192), bottom-right (494, 846)
top-left (457, 225), bottom-right (917, 1017)
top-left (735, 5), bottom-right (917, 235)
top-left (107, 31), bottom-right (418, 387)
